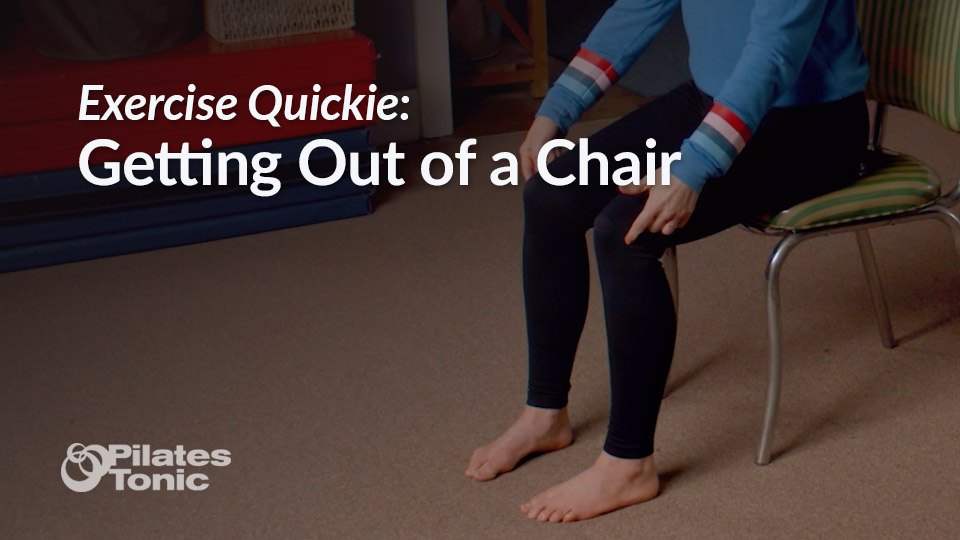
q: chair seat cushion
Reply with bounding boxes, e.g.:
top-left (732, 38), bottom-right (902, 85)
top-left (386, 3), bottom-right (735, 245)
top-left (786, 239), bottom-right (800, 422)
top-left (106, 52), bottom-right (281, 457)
top-left (754, 150), bottom-right (941, 231)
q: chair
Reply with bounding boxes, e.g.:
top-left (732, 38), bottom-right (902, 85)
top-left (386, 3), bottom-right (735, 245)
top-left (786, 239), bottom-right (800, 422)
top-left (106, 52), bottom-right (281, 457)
top-left (746, 0), bottom-right (960, 465)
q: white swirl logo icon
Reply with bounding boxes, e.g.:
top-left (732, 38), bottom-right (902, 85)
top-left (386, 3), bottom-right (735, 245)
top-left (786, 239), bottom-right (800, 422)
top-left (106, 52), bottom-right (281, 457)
top-left (61, 443), bottom-right (116, 493)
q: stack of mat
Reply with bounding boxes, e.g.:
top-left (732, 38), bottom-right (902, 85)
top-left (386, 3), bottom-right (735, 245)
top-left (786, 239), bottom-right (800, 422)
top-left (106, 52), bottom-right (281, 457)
top-left (0, 29), bottom-right (379, 273)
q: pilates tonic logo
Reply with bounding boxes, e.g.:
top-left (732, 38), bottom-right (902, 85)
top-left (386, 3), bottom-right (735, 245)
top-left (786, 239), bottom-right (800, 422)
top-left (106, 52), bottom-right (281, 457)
top-left (61, 443), bottom-right (231, 493)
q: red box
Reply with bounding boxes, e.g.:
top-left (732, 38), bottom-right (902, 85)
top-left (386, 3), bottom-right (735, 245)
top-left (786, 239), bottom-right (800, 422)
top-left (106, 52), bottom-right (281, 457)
top-left (0, 28), bottom-right (379, 177)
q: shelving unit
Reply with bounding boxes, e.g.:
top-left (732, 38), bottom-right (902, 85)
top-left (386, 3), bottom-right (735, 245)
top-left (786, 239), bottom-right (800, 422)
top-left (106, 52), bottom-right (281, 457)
top-left (452, 0), bottom-right (549, 98)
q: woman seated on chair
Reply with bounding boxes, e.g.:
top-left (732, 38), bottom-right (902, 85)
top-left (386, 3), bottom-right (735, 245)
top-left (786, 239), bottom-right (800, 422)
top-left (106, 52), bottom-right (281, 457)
top-left (464, 0), bottom-right (871, 522)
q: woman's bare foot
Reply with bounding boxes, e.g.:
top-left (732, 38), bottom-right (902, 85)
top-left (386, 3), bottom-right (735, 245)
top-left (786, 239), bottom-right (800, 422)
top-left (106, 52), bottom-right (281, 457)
top-left (520, 451), bottom-right (659, 522)
top-left (464, 406), bottom-right (573, 481)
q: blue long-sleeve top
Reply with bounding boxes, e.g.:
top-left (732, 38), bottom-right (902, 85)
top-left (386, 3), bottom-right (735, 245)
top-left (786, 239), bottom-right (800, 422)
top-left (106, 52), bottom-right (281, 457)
top-left (536, 0), bottom-right (870, 192)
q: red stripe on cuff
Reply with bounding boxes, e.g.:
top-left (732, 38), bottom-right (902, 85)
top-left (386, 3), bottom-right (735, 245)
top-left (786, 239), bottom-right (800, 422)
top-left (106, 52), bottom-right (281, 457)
top-left (576, 48), bottom-right (617, 80)
top-left (710, 103), bottom-right (752, 143)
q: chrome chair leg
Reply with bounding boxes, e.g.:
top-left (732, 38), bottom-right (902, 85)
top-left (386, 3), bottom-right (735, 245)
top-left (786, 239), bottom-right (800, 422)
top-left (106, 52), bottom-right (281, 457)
top-left (663, 246), bottom-right (679, 317)
top-left (855, 230), bottom-right (896, 348)
top-left (757, 233), bottom-right (804, 465)
top-left (931, 206), bottom-right (960, 258)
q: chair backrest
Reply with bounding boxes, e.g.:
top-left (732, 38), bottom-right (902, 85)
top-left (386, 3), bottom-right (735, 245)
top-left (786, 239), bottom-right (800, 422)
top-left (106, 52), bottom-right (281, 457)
top-left (858, 0), bottom-right (960, 133)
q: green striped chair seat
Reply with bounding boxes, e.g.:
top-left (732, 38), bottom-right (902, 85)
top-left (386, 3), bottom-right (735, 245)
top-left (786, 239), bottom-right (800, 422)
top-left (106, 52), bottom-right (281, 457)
top-left (754, 150), bottom-right (941, 231)
top-left (750, 0), bottom-right (959, 233)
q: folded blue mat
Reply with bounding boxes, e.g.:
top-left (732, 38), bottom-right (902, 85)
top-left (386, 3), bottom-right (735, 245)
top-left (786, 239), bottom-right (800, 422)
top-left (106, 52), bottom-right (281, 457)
top-left (0, 129), bottom-right (377, 272)
top-left (0, 129), bottom-right (372, 203)
top-left (0, 171), bottom-right (373, 248)
top-left (0, 193), bottom-right (373, 274)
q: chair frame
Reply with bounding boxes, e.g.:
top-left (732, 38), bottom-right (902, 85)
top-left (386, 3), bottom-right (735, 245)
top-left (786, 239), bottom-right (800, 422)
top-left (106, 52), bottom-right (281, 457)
top-left (752, 102), bottom-right (960, 465)
top-left (659, 102), bottom-right (960, 466)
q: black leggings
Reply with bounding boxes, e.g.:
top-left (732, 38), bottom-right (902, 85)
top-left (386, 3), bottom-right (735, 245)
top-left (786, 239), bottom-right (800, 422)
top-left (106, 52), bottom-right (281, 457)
top-left (523, 81), bottom-right (868, 459)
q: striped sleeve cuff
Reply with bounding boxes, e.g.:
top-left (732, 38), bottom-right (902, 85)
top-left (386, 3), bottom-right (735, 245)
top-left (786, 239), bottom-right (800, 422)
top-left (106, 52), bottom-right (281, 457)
top-left (540, 48), bottom-right (620, 125)
top-left (692, 103), bottom-right (752, 170)
top-left (672, 103), bottom-right (753, 192)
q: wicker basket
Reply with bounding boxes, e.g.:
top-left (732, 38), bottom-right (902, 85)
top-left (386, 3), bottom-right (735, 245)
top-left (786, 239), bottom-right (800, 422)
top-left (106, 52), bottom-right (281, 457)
top-left (204, 0), bottom-right (355, 43)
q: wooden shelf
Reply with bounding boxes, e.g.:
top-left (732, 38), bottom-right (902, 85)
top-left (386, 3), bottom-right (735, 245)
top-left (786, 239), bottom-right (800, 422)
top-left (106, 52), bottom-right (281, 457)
top-left (454, 35), bottom-right (536, 87)
top-left (452, 0), bottom-right (548, 97)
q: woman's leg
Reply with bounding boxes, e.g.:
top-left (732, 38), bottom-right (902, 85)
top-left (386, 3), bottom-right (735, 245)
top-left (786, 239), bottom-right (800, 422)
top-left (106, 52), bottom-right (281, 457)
top-left (521, 92), bottom-right (868, 521)
top-left (466, 82), bottom-right (709, 481)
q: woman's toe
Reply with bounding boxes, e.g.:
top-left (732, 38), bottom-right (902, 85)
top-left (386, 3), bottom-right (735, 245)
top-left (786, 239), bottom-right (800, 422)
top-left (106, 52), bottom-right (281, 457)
top-left (536, 507), bottom-right (553, 522)
top-left (525, 502), bottom-right (544, 519)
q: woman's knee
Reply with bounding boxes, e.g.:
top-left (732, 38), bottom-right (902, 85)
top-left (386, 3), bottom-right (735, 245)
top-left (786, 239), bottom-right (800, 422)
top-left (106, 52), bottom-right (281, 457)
top-left (593, 203), bottom-right (666, 262)
top-left (592, 208), bottom-right (629, 257)
top-left (522, 174), bottom-right (585, 230)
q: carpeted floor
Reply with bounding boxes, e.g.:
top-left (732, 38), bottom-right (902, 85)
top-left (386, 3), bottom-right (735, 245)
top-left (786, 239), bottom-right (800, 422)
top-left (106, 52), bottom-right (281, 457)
top-left (1, 107), bottom-right (959, 538)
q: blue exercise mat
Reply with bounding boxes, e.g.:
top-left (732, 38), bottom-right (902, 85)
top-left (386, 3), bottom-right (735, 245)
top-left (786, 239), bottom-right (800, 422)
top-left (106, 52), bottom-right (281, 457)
top-left (0, 176), bottom-right (374, 249)
top-left (0, 193), bottom-right (373, 274)
top-left (0, 128), bottom-right (378, 272)
top-left (0, 129), bottom-right (372, 203)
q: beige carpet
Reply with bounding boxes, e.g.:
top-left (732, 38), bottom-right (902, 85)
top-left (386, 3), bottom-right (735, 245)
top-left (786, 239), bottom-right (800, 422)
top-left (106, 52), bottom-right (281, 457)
top-left (2, 107), bottom-right (959, 538)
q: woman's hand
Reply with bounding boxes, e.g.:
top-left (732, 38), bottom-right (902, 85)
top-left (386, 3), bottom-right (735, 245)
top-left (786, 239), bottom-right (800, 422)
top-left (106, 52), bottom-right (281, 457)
top-left (620, 171), bottom-right (699, 243)
top-left (519, 116), bottom-right (561, 180)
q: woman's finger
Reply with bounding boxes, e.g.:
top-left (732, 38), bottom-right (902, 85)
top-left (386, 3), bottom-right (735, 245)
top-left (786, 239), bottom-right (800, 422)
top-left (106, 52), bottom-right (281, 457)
top-left (619, 182), bottom-right (649, 196)
top-left (650, 211), bottom-right (673, 234)
top-left (625, 205), bottom-right (657, 244)
top-left (520, 148), bottom-right (534, 180)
